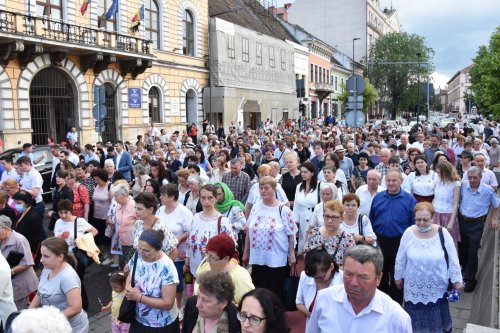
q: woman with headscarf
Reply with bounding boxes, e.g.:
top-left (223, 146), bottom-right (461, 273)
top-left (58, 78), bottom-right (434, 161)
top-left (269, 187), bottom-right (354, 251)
top-left (214, 182), bottom-right (246, 234)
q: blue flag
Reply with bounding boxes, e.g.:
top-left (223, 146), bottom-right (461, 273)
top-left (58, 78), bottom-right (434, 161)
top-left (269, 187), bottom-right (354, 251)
top-left (105, 0), bottom-right (118, 20)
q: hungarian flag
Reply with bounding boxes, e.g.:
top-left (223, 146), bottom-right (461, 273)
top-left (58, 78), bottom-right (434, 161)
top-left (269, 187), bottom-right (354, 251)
top-left (132, 4), bottom-right (144, 22)
top-left (80, 0), bottom-right (90, 15)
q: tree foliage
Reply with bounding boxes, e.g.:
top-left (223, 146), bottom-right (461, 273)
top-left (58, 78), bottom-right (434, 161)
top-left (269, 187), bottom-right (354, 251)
top-left (338, 78), bottom-right (379, 114)
top-left (367, 32), bottom-right (434, 119)
top-left (469, 26), bottom-right (500, 118)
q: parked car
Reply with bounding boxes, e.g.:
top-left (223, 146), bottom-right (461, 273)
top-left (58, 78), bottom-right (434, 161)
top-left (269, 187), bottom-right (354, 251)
top-left (0, 145), bottom-right (54, 196)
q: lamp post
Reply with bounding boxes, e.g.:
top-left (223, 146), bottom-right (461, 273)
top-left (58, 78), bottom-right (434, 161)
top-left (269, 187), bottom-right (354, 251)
top-left (352, 38), bottom-right (360, 75)
top-left (208, 6), bottom-right (242, 128)
top-left (416, 52), bottom-right (421, 130)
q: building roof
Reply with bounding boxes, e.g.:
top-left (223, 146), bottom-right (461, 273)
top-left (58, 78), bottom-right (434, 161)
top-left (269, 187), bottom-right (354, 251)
top-left (446, 64), bottom-right (474, 85)
top-left (209, 0), bottom-right (298, 42)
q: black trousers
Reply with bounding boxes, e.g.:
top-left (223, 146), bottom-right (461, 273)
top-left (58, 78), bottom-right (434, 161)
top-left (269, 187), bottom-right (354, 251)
top-left (377, 236), bottom-right (403, 304)
top-left (251, 264), bottom-right (289, 301)
top-left (75, 261), bottom-right (89, 311)
top-left (457, 215), bottom-right (486, 284)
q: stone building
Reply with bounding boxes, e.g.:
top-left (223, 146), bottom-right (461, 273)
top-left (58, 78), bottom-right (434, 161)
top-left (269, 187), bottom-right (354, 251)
top-left (446, 64), bottom-right (473, 114)
top-left (205, 0), bottom-right (299, 129)
top-left (0, 0), bottom-right (208, 149)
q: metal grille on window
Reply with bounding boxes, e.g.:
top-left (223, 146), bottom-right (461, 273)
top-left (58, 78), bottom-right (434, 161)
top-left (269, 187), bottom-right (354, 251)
top-left (29, 68), bottom-right (74, 145)
top-left (148, 87), bottom-right (160, 123)
top-left (101, 83), bottom-right (117, 142)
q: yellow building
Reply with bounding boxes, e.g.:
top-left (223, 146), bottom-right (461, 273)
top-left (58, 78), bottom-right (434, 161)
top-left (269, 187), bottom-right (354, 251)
top-left (0, 0), bottom-right (208, 149)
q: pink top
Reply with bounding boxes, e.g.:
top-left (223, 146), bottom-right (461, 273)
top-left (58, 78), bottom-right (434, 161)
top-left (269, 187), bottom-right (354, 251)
top-left (93, 184), bottom-right (111, 220)
top-left (115, 197), bottom-right (136, 246)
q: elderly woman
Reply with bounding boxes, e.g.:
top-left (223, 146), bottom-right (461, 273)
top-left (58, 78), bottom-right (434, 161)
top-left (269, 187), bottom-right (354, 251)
top-left (243, 176), bottom-right (297, 300)
top-left (488, 138), bottom-right (500, 170)
top-left (183, 174), bottom-right (203, 214)
top-left (304, 200), bottom-right (355, 266)
top-left (110, 181), bottom-right (136, 267)
top-left (245, 164), bottom-right (288, 220)
top-left (183, 271), bottom-right (240, 333)
top-left (404, 155), bottom-right (437, 203)
top-left (132, 192), bottom-right (178, 261)
top-left (395, 202), bottom-right (463, 332)
top-left (0, 215), bottom-right (38, 310)
top-left (185, 184), bottom-right (236, 277)
top-left (308, 182), bottom-right (338, 232)
top-left (238, 288), bottom-right (290, 333)
top-left (294, 162), bottom-right (321, 253)
top-left (0, 190), bottom-right (16, 223)
top-left (472, 139), bottom-right (490, 165)
top-left (156, 184), bottom-right (193, 311)
top-left (54, 199), bottom-right (98, 311)
top-left (11, 190), bottom-right (42, 259)
top-left (131, 164), bottom-right (150, 197)
top-left (29, 237), bottom-right (88, 332)
top-left (91, 168), bottom-right (112, 246)
top-left (195, 233), bottom-right (254, 304)
top-left (296, 247), bottom-right (342, 323)
top-left (1, 178), bottom-right (21, 215)
top-left (104, 159), bottom-right (125, 184)
top-left (125, 229), bottom-right (180, 332)
top-left (341, 193), bottom-right (377, 246)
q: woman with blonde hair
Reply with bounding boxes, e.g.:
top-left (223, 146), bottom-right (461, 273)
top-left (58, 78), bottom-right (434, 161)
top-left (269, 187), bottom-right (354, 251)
top-left (433, 161), bottom-right (461, 242)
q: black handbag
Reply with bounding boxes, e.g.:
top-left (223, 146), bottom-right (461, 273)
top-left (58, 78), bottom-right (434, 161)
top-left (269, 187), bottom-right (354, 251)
top-left (118, 251), bottom-right (138, 323)
top-left (282, 266), bottom-right (300, 312)
top-left (438, 227), bottom-right (454, 291)
top-left (72, 217), bottom-right (93, 267)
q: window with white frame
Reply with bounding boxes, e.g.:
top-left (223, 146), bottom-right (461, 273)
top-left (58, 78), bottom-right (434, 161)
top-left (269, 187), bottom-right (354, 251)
top-left (228, 35), bottom-right (235, 59)
top-left (269, 46), bottom-right (275, 68)
top-left (280, 49), bottom-right (286, 70)
top-left (242, 38), bottom-right (249, 62)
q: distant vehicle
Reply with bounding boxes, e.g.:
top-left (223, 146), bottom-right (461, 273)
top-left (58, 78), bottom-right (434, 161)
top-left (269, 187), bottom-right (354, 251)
top-left (0, 145), bottom-right (54, 195)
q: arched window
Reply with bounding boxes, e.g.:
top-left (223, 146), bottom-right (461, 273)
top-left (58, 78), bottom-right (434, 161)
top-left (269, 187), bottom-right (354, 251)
top-left (145, 0), bottom-right (160, 49)
top-left (148, 87), bottom-right (161, 123)
top-left (183, 10), bottom-right (194, 56)
top-left (97, 0), bottom-right (117, 31)
top-left (36, 0), bottom-right (62, 19)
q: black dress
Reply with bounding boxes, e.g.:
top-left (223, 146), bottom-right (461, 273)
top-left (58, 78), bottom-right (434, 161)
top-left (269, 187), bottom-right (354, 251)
top-left (49, 185), bottom-right (74, 230)
top-left (13, 207), bottom-right (42, 256)
top-left (280, 171), bottom-right (303, 205)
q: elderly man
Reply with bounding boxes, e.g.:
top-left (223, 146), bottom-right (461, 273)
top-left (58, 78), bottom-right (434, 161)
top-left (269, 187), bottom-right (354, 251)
top-left (335, 145), bottom-right (355, 189)
top-left (346, 142), bottom-right (359, 166)
top-left (459, 167), bottom-right (500, 292)
top-left (221, 158), bottom-right (251, 203)
top-left (374, 148), bottom-right (393, 178)
top-left (488, 138), bottom-right (500, 170)
top-left (471, 153), bottom-right (498, 190)
top-left (307, 246), bottom-right (412, 333)
top-left (369, 170), bottom-right (416, 303)
top-left (355, 170), bottom-right (384, 216)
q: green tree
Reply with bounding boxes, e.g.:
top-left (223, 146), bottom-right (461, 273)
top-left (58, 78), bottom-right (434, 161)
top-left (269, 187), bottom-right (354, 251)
top-left (469, 26), bottom-right (500, 118)
top-left (338, 79), bottom-right (379, 113)
top-left (367, 32), bottom-right (434, 119)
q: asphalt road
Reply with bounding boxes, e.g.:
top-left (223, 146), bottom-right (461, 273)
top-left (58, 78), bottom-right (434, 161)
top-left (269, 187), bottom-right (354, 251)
top-left (43, 201), bottom-right (112, 317)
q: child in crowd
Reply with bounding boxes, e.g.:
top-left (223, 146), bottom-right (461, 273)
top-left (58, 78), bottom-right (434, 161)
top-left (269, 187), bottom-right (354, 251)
top-left (101, 271), bottom-right (129, 333)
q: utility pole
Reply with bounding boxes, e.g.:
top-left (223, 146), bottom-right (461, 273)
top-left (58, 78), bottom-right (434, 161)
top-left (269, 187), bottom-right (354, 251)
top-left (416, 52), bottom-right (421, 130)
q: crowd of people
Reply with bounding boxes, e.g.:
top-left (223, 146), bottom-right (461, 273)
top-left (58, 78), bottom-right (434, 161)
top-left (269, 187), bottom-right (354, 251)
top-left (0, 116), bottom-right (499, 333)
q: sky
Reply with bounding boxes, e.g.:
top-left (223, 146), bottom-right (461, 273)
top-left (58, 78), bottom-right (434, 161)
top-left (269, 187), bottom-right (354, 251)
top-left (273, 0), bottom-right (499, 89)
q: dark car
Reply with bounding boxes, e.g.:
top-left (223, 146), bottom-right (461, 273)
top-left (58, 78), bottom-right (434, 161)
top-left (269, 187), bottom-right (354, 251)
top-left (0, 145), bottom-right (54, 195)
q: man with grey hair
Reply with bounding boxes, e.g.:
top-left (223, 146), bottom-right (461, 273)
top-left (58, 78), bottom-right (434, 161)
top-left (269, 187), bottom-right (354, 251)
top-left (221, 158), bottom-right (250, 203)
top-left (374, 148), bottom-right (393, 178)
top-left (458, 166), bottom-right (500, 292)
top-left (472, 153), bottom-right (498, 190)
top-left (307, 246), bottom-right (411, 332)
top-left (355, 170), bottom-right (384, 216)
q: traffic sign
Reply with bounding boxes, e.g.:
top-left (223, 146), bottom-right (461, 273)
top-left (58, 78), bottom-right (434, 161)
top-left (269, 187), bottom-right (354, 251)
top-left (348, 95), bottom-right (363, 103)
top-left (92, 104), bottom-right (107, 121)
top-left (346, 74), bottom-right (366, 93)
top-left (93, 85), bottom-right (105, 106)
top-left (347, 102), bottom-right (363, 110)
top-left (345, 111), bottom-right (366, 127)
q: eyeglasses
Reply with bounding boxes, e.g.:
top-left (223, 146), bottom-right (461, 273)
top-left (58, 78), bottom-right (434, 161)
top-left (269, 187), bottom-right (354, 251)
top-left (323, 214), bottom-right (341, 221)
top-left (206, 254), bottom-right (222, 262)
top-left (236, 311), bottom-right (266, 326)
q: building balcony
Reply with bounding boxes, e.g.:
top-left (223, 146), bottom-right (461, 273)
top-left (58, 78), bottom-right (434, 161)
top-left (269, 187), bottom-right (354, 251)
top-left (311, 82), bottom-right (335, 93)
top-left (0, 9), bottom-right (153, 77)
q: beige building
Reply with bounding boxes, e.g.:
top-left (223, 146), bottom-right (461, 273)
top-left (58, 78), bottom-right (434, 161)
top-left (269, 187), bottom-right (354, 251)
top-left (0, 0), bottom-right (208, 149)
top-left (446, 64), bottom-right (473, 114)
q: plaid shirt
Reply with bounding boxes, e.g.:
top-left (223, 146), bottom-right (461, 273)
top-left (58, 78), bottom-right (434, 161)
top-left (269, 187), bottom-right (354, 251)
top-left (375, 163), bottom-right (391, 178)
top-left (221, 171), bottom-right (251, 203)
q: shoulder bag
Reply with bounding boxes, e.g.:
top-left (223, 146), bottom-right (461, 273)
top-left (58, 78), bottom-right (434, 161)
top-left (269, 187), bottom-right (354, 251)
top-left (118, 251), bottom-right (139, 323)
top-left (438, 227), bottom-right (453, 291)
top-left (72, 217), bottom-right (93, 267)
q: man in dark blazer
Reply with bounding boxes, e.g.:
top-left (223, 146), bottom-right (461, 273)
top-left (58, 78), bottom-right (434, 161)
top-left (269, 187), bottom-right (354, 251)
top-left (113, 141), bottom-right (133, 181)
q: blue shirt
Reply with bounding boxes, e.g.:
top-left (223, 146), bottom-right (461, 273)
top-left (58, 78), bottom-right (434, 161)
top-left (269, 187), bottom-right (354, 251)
top-left (369, 189), bottom-right (416, 238)
top-left (460, 181), bottom-right (500, 218)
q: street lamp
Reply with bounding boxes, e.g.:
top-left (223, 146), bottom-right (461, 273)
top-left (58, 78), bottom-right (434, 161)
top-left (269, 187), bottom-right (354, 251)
top-left (208, 6), bottom-right (242, 127)
top-left (416, 52), bottom-right (421, 130)
top-left (352, 38), bottom-right (360, 75)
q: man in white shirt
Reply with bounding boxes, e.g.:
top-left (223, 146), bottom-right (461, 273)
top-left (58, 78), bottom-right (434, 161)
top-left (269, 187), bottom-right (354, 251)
top-left (307, 245), bottom-right (412, 333)
top-left (16, 156), bottom-right (45, 218)
top-left (0, 156), bottom-right (19, 183)
top-left (471, 153), bottom-right (498, 190)
top-left (273, 140), bottom-right (291, 168)
top-left (355, 170), bottom-right (384, 216)
top-left (412, 132), bottom-right (425, 153)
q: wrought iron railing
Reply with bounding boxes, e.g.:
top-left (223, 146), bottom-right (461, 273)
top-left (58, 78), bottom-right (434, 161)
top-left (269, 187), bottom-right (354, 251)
top-left (0, 9), bottom-right (153, 55)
